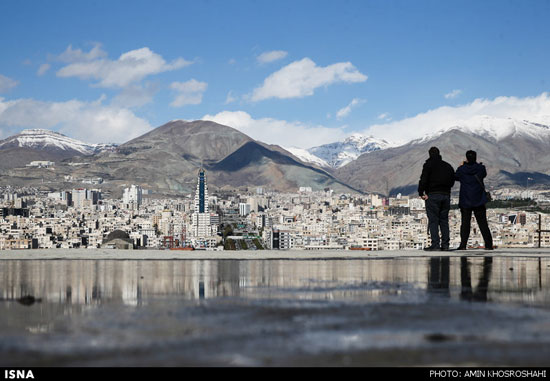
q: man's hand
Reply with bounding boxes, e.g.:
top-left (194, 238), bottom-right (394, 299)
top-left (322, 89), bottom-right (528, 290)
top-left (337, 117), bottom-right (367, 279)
top-left (421, 195), bottom-right (428, 200)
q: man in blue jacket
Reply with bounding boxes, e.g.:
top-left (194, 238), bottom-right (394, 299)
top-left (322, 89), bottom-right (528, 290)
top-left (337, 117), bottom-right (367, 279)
top-left (418, 147), bottom-right (456, 251)
top-left (455, 150), bottom-right (493, 250)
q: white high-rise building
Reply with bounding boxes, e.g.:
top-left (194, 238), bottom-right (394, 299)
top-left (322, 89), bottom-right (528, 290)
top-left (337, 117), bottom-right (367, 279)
top-left (239, 203), bottom-right (251, 216)
top-left (72, 189), bottom-right (87, 209)
top-left (71, 188), bottom-right (100, 209)
top-left (123, 185), bottom-right (143, 209)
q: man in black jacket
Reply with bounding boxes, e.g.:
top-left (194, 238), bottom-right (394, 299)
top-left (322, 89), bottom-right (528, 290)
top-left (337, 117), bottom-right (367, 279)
top-left (418, 147), bottom-right (456, 251)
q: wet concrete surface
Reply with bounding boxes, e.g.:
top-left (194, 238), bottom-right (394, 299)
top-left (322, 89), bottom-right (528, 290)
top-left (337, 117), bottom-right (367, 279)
top-left (1, 254), bottom-right (550, 366)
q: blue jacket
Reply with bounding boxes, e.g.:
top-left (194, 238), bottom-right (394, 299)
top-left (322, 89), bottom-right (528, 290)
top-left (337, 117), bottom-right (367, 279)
top-left (455, 162), bottom-right (488, 208)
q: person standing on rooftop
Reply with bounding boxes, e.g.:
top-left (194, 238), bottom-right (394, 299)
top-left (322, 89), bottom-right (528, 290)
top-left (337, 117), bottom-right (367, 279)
top-left (455, 150), bottom-right (494, 251)
top-left (418, 147), bottom-right (456, 251)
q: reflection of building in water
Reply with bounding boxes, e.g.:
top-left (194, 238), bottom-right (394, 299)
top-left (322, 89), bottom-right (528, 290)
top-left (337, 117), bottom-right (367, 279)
top-left (0, 258), bottom-right (549, 306)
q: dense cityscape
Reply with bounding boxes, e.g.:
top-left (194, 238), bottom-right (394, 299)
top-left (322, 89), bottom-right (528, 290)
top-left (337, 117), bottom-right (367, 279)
top-left (1, 168), bottom-right (550, 251)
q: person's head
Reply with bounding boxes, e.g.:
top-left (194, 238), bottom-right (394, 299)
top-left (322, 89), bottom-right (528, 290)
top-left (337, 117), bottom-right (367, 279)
top-left (428, 146), bottom-right (440, 158)
top-left (466, 150), bottom-right (477, 163)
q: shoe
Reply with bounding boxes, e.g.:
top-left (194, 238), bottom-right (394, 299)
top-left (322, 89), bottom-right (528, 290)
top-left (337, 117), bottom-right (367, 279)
top-left (484, 247), bottom-right (494, 250)
top-left (440, 247), bottom-right (449, 251)
top-left (456, 245), bottom-right (467, 250)
top-left (424, 246), bottom-right (441, 251)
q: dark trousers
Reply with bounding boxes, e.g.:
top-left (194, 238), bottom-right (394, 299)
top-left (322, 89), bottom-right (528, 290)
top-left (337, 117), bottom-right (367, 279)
top-left (460, 205), bottom-right (493, 248)
top-left (425, 193), bottom-right (450, 248)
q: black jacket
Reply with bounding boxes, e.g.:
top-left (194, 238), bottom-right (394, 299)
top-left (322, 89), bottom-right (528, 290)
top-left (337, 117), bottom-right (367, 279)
top-left (418, 154), bottom-right (455, 196)
top-left (455, 162), bottom-right (488, 208)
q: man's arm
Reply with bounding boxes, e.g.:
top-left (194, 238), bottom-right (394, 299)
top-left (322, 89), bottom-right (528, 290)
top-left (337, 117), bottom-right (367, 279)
top-left (479, 163), bottom-right (487, 179)
top-left (418, 162), bottom-right (431, 197)
top-left (455, 165), bottom-right (462, 181)
top-left (448, 163), bottom-right (456, 188)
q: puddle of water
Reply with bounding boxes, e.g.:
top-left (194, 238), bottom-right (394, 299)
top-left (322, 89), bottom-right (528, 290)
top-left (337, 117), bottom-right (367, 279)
top-left (0, 256), bottom-right (549, 366)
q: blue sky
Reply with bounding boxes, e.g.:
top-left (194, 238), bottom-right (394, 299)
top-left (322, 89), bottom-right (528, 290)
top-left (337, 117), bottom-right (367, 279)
top-left (1, 0), bottom-right (549, 148)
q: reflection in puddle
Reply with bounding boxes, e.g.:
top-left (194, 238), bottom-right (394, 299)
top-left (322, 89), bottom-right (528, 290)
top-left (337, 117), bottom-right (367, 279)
top-left (1, 257), bottom-right (549, 306)
top-left (0, 256), bottom-right (549, 366)
top-left (428, 257), bottom-right (493, 302)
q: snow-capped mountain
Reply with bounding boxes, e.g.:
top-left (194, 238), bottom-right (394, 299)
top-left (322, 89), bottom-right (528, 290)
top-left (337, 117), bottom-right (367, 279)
top-left (299, 133), bottom-right (393, 168)
top-left (0, 122), bottom-right (354, 193)
top-left (411, 115), bottom-right (550, 145)
top-left (0, 129), bottom-right (117, 155)
top-left (336, 116), bottom-right (550, 195)
top-left (284, 147), bottom-right (330, 168)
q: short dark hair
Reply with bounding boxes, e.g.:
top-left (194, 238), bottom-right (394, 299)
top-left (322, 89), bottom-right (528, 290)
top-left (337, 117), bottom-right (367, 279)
top-left (428, 146), bottom-right (440, 157)
top-left (466, 150), bottom-right (477, 163)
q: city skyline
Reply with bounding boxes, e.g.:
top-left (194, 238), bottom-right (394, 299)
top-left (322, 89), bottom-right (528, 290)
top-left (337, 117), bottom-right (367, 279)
top-left (1, 1), bottom-right (549, 148)
top-left (1, 178), bottom-right (549, 251)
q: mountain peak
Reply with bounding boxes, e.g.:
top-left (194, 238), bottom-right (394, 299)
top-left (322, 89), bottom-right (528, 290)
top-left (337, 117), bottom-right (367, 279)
top-left (20, 128), bottom-right (65, 136)
top-left (0, 128), bottom-right (117, 155)
top-left (301, 133), bottom-right (393, 168)
top-left (344, 133), bottom-right (393, 149)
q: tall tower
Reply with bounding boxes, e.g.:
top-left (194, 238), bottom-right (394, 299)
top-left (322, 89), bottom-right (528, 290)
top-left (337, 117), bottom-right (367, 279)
top-left (192, 167), bottom-right (211, 238)
top-left (194, 167), bottom-right (208, 214)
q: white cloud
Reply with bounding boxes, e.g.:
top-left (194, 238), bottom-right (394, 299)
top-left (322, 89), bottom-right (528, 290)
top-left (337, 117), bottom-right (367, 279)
top-left (444, 89), bottom-right (462, 99)
top-left (250, 58), bottom-right (367, 101)
top-left (336, 98), bottom-right (365, 119)
top-left (56, 46), bottom-right (192, 88)
top-left (37, 63), bottom-right (51, 76)
top-left (0, 96), bottom-right (151, 143)
top-left (111, 83), bottom-right (159, 108)
top-left (225, 91), bottom-right (237, 104)
top-left (202, 110), bottom-right (348, 149)
top-left (257, 50), bottom-right (288, 64)
top-left (56, 43), bottom-right (108, 63)
top-left (0, 74), bottom-right (18, 93)
top-left (170, 79), bottom-right (208, 107)
top-left (377, 112), bottom-right (391, 120)
top-left (364, 92), bottom-right (550, 145)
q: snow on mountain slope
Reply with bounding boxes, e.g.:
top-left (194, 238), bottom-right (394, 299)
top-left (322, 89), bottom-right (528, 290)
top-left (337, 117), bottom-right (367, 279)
top-left (0, 129), bottom-right (117, 155)
top-left (411, 116), bottom-right (550, 145)
top-left (285, 147), bottom-right (330, 168)
top-left (306, 133), bottom-right (393, 168)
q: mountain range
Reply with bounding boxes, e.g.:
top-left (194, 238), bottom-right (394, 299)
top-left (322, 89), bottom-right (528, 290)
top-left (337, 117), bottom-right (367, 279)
top-left (336, 116), bottom-right (550, 195)
top-left (0, 121), bottom-right (356, 195)
top-left (1, 116), bottom-right (549, 196)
